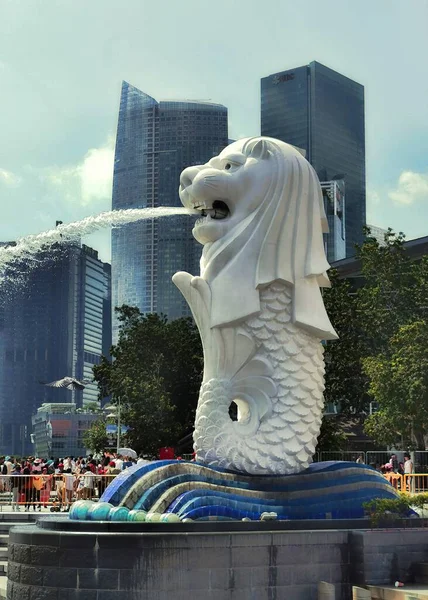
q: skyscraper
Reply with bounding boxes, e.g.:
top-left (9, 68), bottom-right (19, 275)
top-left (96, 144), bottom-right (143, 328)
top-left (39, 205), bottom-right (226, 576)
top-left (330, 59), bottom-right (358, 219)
top-left (261, 61), bottom-right (365, 256)
top-left (0, 243), bottom-right (111, 456)
top-left (75, 245), bottom-right (112, 407)
top-left (111, 82), bottom-right (228, 334)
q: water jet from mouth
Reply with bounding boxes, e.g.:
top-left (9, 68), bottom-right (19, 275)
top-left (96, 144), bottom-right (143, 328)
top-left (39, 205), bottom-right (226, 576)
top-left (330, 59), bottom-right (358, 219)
top-left (0, 206), bottom-right (194, 286)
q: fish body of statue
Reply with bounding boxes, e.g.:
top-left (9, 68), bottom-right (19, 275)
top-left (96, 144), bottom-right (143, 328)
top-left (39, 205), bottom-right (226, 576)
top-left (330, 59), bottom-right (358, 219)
top-left (173, 137), bottom-right (337, 475)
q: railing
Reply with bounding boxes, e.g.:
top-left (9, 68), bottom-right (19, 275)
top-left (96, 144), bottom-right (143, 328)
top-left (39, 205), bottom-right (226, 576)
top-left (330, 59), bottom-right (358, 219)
top-left (0, 474), bottom-right (117, 511)
top-left (383, 472), bottom-right (428, 494)
top-left (366, 451), bottom-right (390, 468)
top-left (367, 451), bottom-right (428, 473)
top-left (3, 469), bottom-right (427, 512)
top-left (318, 451), bottom-right (365, 463)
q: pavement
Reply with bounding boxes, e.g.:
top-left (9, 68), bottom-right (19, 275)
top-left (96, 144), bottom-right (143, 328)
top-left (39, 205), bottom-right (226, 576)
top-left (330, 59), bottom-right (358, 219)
top-left (0, 505), bottom-right (64, 515)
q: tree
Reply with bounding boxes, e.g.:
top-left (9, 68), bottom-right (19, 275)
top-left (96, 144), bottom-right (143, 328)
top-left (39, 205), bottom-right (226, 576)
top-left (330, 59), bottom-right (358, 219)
top-left (364, 321), bottom-right (428, 449)
top-left (83, 419), bottom-right (109, 454)
top-left (323, 228), bottom-right (428, 426)
top-left (93, 308), bottom-right (203, 456)
top-left (323, 270), bottom-right (370, 414)
top-left (84, 402), bottom-right (103, 414)
top-left (357, 229), bottom-right (428, 353)
top-left (315, 416), bottom-right (348, 454)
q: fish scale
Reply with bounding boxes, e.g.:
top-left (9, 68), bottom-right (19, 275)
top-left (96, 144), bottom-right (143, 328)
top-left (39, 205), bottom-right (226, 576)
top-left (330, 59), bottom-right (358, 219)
top-left (194, 282), bottom-right (326, 475)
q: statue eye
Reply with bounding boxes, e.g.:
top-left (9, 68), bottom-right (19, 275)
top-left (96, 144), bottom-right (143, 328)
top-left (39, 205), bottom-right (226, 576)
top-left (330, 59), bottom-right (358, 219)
top-left (225, 163), bottom-right (232, 170)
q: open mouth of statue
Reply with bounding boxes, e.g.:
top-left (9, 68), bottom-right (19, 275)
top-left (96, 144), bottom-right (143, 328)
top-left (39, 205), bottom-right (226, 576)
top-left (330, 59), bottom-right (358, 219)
top-left (193, 200), bottom-right (230, 225)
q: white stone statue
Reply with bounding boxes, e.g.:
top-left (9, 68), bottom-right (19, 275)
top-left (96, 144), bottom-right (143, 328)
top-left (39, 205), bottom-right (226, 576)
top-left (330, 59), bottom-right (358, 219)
top-left (173, 137), bottom-right (337, 475)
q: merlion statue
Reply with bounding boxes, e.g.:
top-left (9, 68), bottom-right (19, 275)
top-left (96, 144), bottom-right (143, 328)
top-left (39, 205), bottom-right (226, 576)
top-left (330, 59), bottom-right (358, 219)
top-left (173, 137), bottom-right (338, 475)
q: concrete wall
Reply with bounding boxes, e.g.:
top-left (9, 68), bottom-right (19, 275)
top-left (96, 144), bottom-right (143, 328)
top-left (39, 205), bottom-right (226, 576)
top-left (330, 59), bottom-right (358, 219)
top-left (349, 529), bottom-right (428, 587)
top-left (7, 526), bottom-right (350, 600)
top-left (6, 525), bottom-right (428, 600)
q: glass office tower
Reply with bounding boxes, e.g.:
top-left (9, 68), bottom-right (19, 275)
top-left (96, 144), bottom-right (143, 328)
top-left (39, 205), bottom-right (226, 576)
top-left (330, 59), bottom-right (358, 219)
top-left (0, 243), bottom-right (111, 456)
top-left (111, 82), bottom-right (228, 336)
top-left (261, 61), bottom-right (365, 256)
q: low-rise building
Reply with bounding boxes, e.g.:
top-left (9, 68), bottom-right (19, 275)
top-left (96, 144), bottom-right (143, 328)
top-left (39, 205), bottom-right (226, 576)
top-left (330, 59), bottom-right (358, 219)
top-left (32, 403), bottom-right (100, 458)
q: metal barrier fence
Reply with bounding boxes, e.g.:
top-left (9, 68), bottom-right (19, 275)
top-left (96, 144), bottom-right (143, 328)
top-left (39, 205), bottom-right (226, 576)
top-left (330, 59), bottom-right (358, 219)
top-left (3, 468), bottom-right (428, 512)
top-left (383, 473), bottom-right (428, 495)
top-left (414, 452), bottom-right (428, 473)
top-left (0, 474), bottom-right (117, 511)
top-left (314, 451), bottom-right (428, 473)
top-left (366, 451), bottom-right (390, 468)
top-left (367, 451), bottom-right (428, 473)
top-left (318, 451), bottom-right (364, 463)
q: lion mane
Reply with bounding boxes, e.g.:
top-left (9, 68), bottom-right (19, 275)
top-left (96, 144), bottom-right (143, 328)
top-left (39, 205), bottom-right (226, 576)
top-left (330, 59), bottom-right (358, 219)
top-left (199, 136), bottom-right (337, 340)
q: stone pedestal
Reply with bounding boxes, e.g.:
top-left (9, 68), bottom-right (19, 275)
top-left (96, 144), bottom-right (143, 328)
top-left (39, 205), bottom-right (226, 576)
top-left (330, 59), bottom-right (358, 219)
top-left (6, 519), bottom-right (428, 600)
top-left (7, 520), bottom-right (351, 600)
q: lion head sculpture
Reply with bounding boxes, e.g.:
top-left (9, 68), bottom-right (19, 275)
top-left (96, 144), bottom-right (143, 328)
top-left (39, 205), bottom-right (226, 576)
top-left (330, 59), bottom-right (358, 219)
top-left (179, 136), bottom-right (337, 340)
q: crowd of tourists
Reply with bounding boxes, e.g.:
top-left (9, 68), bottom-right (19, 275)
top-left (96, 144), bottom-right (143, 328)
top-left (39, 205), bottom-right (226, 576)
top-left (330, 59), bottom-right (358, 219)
top-left (355, 452), bottom-right (415, 475)
top-left (0, 453), bottom-right (143, 511)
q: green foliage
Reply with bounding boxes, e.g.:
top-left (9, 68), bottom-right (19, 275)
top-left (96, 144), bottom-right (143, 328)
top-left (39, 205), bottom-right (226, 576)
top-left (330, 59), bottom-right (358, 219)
top-left (363, 492), bottom-right (428, 526)
top-left (357, 231), bottom-right (428, 351)
top-left (363, 496), bottom-right (411, 526)
top-left (363, 321), bottom-right (428, 448)
top-left (323, 228), bottom-right (428, 449)
top-left (84, 402), bottom-right (103, 414)
top-left (363, 411), bottom-right (400, 448)
top-left (93, 308), bottom-right (203, 456)
top-left (323, 270), bottom-right (370, 414)
top-left (315, 416), bottom-right (348, 453)
top-left (83, 419), bottom-right (109, 454)
top-left (403, 492), bottom-right (428, 509)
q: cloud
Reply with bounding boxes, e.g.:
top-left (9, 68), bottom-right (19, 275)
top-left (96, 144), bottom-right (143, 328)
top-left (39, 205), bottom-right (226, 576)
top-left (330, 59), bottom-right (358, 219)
top-left (40, 137), bottom-right (114, 206)
top-left (388, 170), bottom-right (428, 205)
top-left (0, 168), bottom-right (21, 188)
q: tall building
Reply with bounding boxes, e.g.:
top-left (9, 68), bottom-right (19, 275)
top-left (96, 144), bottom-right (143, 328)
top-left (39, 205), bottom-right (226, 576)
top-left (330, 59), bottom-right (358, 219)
top-left (0, 243), bottom-right (111, 456)
top-left (75, 246), bottom-right (112, 407)
top-left (261, 61), bottom-right (366, 256)
top-left (320, 179), bottom-right (346, 263)
top-left (111, 82), bottom-right (228, 335)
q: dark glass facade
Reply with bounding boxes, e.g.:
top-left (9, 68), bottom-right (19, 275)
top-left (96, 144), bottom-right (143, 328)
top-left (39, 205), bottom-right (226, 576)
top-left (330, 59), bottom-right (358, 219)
top-left (111, 82), bottom-right (228, 334)
top-left (0, 243), bottom-right (111, 456)
top-left (261, 61), bottom-right (365, 256)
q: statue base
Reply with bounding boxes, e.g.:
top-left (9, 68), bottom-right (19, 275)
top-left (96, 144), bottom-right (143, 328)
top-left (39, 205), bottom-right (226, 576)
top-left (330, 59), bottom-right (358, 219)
top-left (72, 460), bottom-right (399, 522)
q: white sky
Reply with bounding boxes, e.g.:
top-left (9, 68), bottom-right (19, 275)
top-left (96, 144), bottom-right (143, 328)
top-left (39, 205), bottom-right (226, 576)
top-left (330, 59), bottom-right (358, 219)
top-left (1, 0), bottom-right (427, 262)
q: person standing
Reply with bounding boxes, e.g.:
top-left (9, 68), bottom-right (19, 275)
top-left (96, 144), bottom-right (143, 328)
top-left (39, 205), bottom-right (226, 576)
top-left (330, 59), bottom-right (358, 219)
top-left (22, 466), bottom-right (33, 511)
top-left (32, 473), bottom-right (44, 511)
top-left (356, 454), bottom-right (365, 464)
top-left (404, 453), bottom-right (415, 493)
top-left (11, 465), bottom-right (23, 511)
top-left (4, 456), bottom-right (13, 475)
top-left (114, 455), bottom-right (124, 471)
top-left (63, 469), bottom-right (75, 511)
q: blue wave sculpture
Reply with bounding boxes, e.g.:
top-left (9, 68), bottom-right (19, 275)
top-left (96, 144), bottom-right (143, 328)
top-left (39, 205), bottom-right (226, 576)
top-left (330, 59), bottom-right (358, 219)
top-left (70, 460), bottom-right (400, 522)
